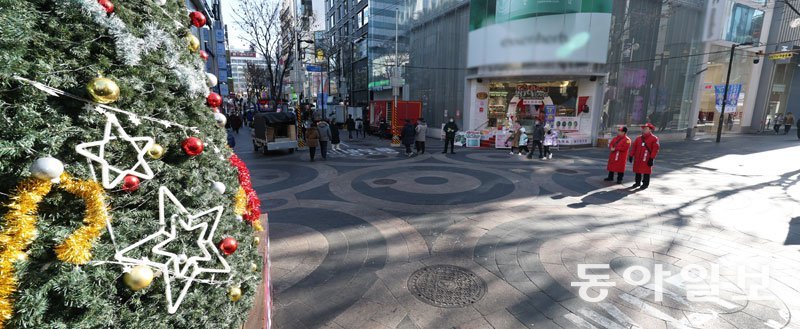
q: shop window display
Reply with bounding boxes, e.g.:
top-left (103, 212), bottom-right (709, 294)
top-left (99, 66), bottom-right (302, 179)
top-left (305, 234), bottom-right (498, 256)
top-left (487, 81), bottom-right (578, 131)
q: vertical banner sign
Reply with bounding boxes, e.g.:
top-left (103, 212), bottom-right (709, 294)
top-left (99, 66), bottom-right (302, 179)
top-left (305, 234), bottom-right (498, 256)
top-left (544, 105), bottom-right (556, 126)
top-left (714, 84), bottom-right (741, 113)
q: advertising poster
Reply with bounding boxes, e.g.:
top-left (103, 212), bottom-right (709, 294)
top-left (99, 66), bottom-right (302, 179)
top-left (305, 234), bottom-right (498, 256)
top-left (465, 130), bottom-right (482, 148)
top-left (554, 116), bottom-right (580, 131)
top-left (544, 105), bottom-right (557, 126)
top-left (714, 84), bottom-right (741, 113)
top-left (495, 131), bottom-right (511, 149)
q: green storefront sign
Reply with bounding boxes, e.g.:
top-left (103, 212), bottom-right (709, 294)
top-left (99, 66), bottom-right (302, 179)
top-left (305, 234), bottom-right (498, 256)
top-left (470, 0), bottom-right (613, 30)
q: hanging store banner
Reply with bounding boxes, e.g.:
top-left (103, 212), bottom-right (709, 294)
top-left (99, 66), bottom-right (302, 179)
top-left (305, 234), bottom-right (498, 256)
top-left (468, 0), bottom-right (613, 68)
top-left (714, 84), bottom-right (742, 113)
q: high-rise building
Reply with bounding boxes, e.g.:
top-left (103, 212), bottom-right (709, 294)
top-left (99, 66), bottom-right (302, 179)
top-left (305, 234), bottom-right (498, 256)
top-left (325, 0), bottom-right (409, 108)
top-left (185, 0), bottom-right (231, 101)
top-left (229, 48), bottom-right (268, 98)
top-left (282, 0), bottom-right (327, 103)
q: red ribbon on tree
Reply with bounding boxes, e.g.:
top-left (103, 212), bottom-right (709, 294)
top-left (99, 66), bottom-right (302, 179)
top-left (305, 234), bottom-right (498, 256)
top-left (229, 154), bottom-right (262, 224)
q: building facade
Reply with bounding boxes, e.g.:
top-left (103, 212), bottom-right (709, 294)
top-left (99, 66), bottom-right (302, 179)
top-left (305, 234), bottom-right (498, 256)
top-left (185, 0), bottom-right (231, 102)
top-left (401, 0), bottom-right (776, 144)
top-left (282, 0), bottom-right (327, 103)
top-left (229, 49), bottom-right (268, 98)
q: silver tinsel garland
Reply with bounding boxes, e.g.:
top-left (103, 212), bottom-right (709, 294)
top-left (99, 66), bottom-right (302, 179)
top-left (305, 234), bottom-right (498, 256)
top-left (71, 0), bottom-right (209, 97)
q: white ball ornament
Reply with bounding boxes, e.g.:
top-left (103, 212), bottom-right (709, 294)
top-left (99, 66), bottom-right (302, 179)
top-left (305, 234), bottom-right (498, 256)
top-left (154, 0), bottom-right (167, 5)
top-left (30, 157), bottom-right (64, 182)
top-left (206, 73), bottom-right (218, 87)
top-left (214, 112), bottom-right (227, 128)
top-left (212, 181), bottom-right (226, 194)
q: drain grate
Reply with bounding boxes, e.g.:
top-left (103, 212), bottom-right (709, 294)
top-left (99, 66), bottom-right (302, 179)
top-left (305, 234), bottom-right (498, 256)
top-left (407, 265), bottom-right (486, 308)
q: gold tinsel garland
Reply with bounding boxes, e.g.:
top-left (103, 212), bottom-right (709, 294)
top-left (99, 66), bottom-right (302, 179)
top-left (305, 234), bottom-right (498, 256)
top-left (233, 187), bottom-right (263, 232)
top-left (0, 173), bottom-right (110, 328)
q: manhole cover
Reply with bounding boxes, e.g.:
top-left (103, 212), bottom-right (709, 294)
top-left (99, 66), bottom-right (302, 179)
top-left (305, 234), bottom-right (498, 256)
top-left (407, 265), bottom-right (486, 308)
top-left (556, 169), bottom-right (578, 174)
top-left (373, 179), bottom-right (397, 185)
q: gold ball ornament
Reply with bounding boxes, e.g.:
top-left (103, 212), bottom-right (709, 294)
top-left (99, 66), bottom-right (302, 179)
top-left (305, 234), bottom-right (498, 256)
top-left (147, 143), bottom-right (165, 159)
top-left (86, 77), bottom-right (120, 104)
top-left (123, 265), bottom-right (154, 291)
top-left (228, 286), bottom-right (242, 302)
top-left (186, 34), bottom-right (200, 52)
top-left (253, 236), bottom-right (260, 246)
top-left (250, 263), bottom-right (259, 272)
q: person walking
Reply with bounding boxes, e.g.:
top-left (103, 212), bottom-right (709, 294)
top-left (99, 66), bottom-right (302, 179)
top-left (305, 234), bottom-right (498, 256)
top-left (543, 126), bottom-right (558, 160)
top-left (629, 123), bottom-right (660, 190)
top-left (400, 120), bottom-right (416, 157)
top-left (604, 126), bottom-right (631, 184)
top-left (415, 118), bottom-right (428, 154)
top-left (305, 122), bottom-right (320, 162)
top-left (505, 126), bottom-right (521, 155)
top-left (330, 118), bottom-right (342, 151)
top-left (317, 120), bottom-right (332, 160)
top-left (442, 117), bottom-right (459, 154)
top-left (518, 127), bottom-right (529, 155)
top-left (784, 112), bottom-right (795, 135)
top-left (773, 113), bottom-right (784, 134)
top-left (230, 114), bottom-right (243, 134)
top-left (355, 117), bottom-right (364, 138)
top-left (527, 121), bottom-right (545, 159)
top-left (346, 114), bottom-right (356, 140)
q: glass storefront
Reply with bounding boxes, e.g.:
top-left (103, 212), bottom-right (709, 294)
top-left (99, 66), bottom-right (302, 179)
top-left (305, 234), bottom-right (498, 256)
top-left (698, 46), bottom-right (754, 129)
top-left (602, 0), bottom-right (705, 135)
top-left (487, 81), bottom-right (579, 130)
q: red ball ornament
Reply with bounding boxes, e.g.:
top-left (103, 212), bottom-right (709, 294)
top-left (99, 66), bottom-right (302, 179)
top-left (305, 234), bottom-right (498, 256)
top-left (207, 92), bottom-right (222, 108)
top-left (189, 11), bottom-right (207, 28)
top-left (199, 50), bottom-right (209, 61)
top-left (98, 0), bottom-right (114, 13)
top-left (219, 237), bottom-right (238, 256)
top-left (122, 175), bottom-right (140, 192)
top-left (181, 137), bottom-right (204, 156)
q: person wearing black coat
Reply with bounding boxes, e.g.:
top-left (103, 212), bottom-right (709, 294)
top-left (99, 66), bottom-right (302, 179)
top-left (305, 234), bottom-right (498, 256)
top-left (331, 119), bottom-right (342, 151)
top-left (527, 121), bottom-right (545, 159)
top-left (400, 120), bottom-right (416, 157)
top-left (346, 115), bottom-right (356, 140)
top-left (442, 117), bottom-right (459, 154)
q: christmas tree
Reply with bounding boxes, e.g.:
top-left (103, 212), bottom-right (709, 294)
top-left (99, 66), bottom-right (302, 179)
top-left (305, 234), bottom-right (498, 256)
top-left (0, 0), bottom-right (264, 328)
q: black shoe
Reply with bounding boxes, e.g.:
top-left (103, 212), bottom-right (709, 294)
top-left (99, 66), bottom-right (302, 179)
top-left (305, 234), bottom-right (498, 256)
top-left (638, 185), bottom-right (649, 190)
top-left (603, 177), bottom-right (614, 182)
top-left (631, 183), bottom-right (640, 188)
top-left (616, 180), bottom-right (623, 184)
top-left (450, 152), bottom-right (455, 154)
top-left (442, 151), bottom-right (447, 154)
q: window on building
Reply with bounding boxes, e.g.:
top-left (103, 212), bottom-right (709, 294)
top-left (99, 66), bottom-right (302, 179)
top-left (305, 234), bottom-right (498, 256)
top-left (356, 5), bottom-right (368, 28)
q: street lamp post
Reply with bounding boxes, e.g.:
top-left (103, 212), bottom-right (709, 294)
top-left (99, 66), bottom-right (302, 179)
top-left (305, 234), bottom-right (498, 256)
top-left (716, 41), bottom-right (752, 143)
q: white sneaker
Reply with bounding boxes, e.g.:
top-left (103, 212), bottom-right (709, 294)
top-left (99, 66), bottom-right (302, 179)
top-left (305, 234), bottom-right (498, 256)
top-left (517, 153), bottom-right (522, 155)
top-left (509, 151), bottom-right (515, 155)
top-left (541, 157), bottom-right (547, 160)
top-left (548, 154), bottom-right (553, 159)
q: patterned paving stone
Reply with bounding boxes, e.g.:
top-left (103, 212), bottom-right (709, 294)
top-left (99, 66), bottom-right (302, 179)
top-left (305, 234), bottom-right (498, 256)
top-left (232, 131), bottom-right (800, 329)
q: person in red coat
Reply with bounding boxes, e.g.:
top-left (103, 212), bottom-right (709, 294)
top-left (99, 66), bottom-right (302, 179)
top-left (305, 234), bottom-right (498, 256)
top-left (604, 126), bottom-right (631, 184)
top-left (628, 122), bottom-right (660, 190)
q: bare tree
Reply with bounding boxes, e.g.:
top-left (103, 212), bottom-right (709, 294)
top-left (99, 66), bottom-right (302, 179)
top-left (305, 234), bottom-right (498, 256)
top-left (234, 0), bottom-right (318, 102)
top-left (233, 0), bottom-right (292, 101)
top-left (244, 61), bottom-right (269, 101)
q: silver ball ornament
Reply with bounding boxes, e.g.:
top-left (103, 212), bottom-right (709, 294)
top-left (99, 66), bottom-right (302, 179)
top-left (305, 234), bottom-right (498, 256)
top-left (214, 112), bottom-right (227, 128)
top-left (212, 181), bottom-right (226, 194)
top-left (30, 157), bottom-right (64, 182)
top-left (154, 0), bottom-right (167, 5)
top-left (206, 73), bottom-right (218, 87)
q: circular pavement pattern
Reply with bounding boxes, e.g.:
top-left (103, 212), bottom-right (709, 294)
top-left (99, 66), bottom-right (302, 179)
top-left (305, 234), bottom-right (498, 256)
top-left (407, 265), bottom-right (486, 308)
